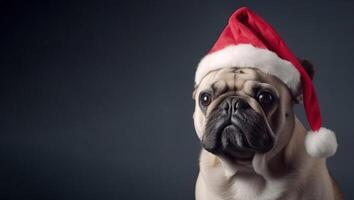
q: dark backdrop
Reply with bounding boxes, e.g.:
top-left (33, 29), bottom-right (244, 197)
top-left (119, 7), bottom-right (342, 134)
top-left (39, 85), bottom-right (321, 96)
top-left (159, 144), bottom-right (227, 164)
top-left (1, 1), bottom-right (354, 199)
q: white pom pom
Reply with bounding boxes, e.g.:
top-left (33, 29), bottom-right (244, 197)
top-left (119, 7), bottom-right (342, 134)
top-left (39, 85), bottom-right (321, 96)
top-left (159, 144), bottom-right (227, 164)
top-left (305, 127), bottom-right (338, 158)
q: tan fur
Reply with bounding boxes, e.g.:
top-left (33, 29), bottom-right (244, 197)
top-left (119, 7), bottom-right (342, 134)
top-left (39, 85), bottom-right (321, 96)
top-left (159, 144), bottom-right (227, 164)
top-left (193, 68), bottom-right (342, 200)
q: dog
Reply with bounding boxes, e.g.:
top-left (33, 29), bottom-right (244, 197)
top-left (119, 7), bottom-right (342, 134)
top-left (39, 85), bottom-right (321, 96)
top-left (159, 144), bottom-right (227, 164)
top-left (192, 61), bottom-right (342, 200)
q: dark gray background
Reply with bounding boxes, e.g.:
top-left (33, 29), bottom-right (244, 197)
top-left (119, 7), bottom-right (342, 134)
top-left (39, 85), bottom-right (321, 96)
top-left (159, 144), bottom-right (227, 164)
top-left (1, 0), bottom-right (354, 199)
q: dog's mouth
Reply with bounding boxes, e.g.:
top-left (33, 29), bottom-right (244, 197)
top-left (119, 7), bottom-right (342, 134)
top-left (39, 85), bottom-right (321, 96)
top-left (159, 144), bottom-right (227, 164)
top-left (202, 97), bottom-right (274, 162)
top-left (219, 124), bottom-right (255, 161)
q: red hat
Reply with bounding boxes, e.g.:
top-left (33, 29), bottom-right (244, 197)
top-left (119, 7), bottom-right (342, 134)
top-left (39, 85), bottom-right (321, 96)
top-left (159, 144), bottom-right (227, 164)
top-left (195, 7), bottom-right (337, 158)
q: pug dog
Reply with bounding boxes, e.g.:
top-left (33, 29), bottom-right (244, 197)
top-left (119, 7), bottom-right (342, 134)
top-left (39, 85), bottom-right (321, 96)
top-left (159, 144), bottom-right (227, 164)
top-left (192, 61), bottom-right (342, 200)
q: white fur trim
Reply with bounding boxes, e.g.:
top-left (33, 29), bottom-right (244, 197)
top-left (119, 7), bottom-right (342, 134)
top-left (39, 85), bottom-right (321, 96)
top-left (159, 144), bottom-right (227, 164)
top-left (195, 44), bottom-right (300, 93)
top-left (305, 127), bottom-right (338, 158)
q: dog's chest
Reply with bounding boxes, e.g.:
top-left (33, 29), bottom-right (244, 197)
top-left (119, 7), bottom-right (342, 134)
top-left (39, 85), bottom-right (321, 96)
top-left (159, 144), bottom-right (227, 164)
top-left (200, 169), bottom-right (287, 200)
top-left (230, 177), bottom-right (286, 200)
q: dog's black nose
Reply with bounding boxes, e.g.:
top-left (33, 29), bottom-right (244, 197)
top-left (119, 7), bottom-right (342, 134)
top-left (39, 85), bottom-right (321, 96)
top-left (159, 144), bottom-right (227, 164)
top-left (220, 96), bottom-right (249, 114)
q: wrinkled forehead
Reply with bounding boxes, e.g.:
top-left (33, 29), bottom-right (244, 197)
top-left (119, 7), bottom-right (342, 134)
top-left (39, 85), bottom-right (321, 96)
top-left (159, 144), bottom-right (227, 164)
top-left (198, 67), bottom-right (260, 89)
top-left (197, 67), bottom-right (289, 94)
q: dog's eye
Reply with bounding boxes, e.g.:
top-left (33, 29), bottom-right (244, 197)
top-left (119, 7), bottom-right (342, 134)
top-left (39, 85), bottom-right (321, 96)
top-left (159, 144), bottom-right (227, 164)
top-left (199, 92), bottom-right (212, 107)
top-left (257, 91), bottom-right (274, 107)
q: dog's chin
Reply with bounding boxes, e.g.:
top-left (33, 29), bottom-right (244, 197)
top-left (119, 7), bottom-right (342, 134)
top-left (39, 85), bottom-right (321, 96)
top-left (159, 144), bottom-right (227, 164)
top-left (219, 124), bottom-right (255, 163)
top-left (202, 123), bottom-right (257, 164)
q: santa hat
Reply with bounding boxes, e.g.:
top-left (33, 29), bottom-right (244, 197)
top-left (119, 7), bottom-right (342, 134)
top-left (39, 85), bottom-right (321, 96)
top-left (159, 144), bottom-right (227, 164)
top-left (195, 7), bottom-right (337, 158)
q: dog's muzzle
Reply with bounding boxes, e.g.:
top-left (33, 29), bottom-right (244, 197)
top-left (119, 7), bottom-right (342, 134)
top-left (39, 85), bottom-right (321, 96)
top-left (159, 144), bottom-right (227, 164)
top-left (202, 96), bottom-right (274, 159)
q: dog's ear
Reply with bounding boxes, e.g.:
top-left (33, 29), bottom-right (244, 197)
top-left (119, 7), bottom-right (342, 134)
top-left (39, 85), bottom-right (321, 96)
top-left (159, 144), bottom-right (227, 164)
top-left (294, 59), bottom-right (316, 103)
top-left (299, 59), bottom-right (315, 80)
top-left (192, 85), bottom-right (198, 99)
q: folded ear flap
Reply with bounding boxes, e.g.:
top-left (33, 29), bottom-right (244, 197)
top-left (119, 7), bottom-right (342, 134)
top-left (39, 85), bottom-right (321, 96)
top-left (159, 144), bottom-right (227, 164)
top-left (300, 59), bottom-right (315, 80)
top-left (192, 84), bottom-right (198, 99)
top-left (294, 59), bottom-right (316, 103)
